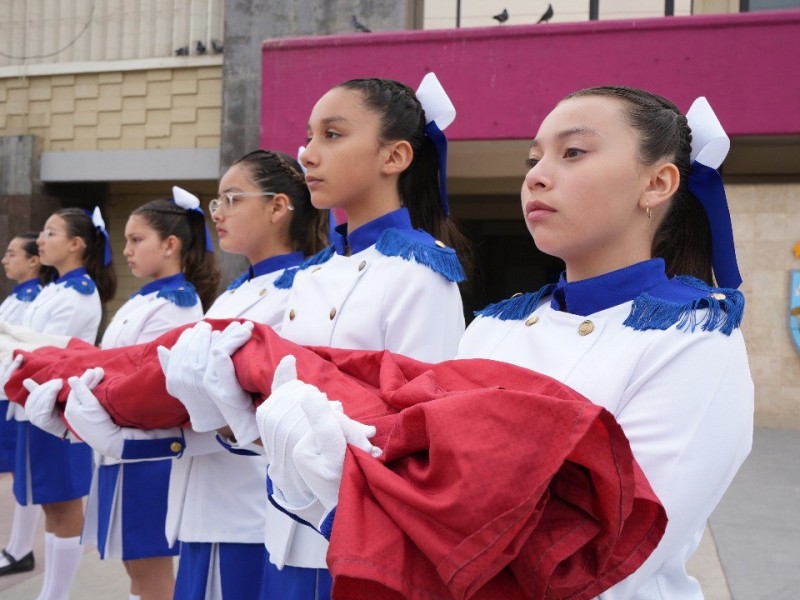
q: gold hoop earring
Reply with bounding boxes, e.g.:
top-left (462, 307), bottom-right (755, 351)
top-left (646, 205), bottom-right (652, 219)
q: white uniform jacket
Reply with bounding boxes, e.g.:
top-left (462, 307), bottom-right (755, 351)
top-left (270, 208), bottom-right (466, 568)
top-left (119, 253), bottom-right (304, 546)
top-left (457, 258), bottom-right (754, 600)
top-left (13, 269), bottom-right (101, 422)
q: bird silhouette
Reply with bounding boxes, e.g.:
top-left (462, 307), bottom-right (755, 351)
top-left (537, 3), bottom-right (554, 23)
top-left (195, 40), bottom-right (206, 55)
top-left (175, 46), bottom-right (189, 56)
top-left (351, 15), bottom-right (371, 33)
top-left (493, 8), bottom-right (509, 24)
top-left (211, 39), bottom-right (224, 54)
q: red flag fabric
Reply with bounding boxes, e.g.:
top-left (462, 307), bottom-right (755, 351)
top-left (5, 320), bottom-right (666, 599)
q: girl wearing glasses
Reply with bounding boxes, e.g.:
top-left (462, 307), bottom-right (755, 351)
top-left (35, 151), bottom-right (326, 600)
top-left (11, 208), bottom-right (116, 600)
top-left (159, 75), bottom-right (470, 599)
top-left (0, 233), bottom-right (55, 579)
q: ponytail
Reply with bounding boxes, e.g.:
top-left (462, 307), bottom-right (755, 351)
top-left (336, 78), bottom-right (473, 275)
top-left (55, 208), bottom-right (117, 303)
top-left (233, 150), bottom-right (328, 256)
top-left (132, 199), bottom-right (221, 311)
top-left (565, 86), bottom-right (714, 284)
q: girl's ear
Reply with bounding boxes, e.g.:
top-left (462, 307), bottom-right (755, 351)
top-left (640, 162), bottom-right (680, 212)
top-left (381, 140), bottom-right (414, 176)
top-left (269, 193), bottom-right (294, 223)
top-left (28, 254), bottom-right (41, 270)
top-left (67, 235), bottom-right (86, 255)
top-left (163, 234), bottom-right (181, 257)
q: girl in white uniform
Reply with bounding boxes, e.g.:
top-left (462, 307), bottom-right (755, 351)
top-left (16, 207), bottom-right (117, 600)
top-left (64, 150), bottom-right (327, 600)
top-left (83, 192), bottom-right (218, 600)
top-left (163, 75), bottom-right (470, 599)
top-left (0, 232), bottom-right (54, 578)
top-left (259, 88), bottom-right (754, 598)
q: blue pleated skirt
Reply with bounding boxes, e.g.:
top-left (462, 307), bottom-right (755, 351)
top-left (175, 541), bottom-right (266, 600)
top-left (261, 562), bottom-right (332, 600)
top-left (89, 460), bottom-right (178, 560)
top-left (0, 400), bottom-right (16, 472)
top-left (12, 420), bottom-right (92, 505)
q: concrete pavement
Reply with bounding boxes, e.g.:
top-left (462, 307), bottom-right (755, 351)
top-left (0, 427), bottom-right (798, 599)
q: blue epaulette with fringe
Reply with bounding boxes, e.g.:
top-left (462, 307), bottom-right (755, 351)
top-left (14, 283), bottom-right (40, 303)
top-left (63, 277), bottom-right (96, 295)
top-left (375, 228), bottom-right (465, 283)
top-left (226, 272), bottom-right (249, 291)
top-left (157, 281), bottom-right (199, 307)
top-left (274, 247), bottom-right (336, 289)
top-left (474, 284), bottom-right (556, 320)
top-left (624, 276), bottom-right (744, 336)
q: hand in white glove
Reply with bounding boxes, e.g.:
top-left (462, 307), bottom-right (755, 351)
top-left (157, 322), bottom-right (225, 432)
top-left (63, 368), bottom-right (124, 456)
top-left (0, 354), bottom-right (23, 395)
top-left (256, 355), bottom-right (321, 509)
top-left (23, 378), bottom-right (67, 438)
top-left (203, 321), bottom-right (258, 445)
top-left (294, 390), bottom-right (381, 515)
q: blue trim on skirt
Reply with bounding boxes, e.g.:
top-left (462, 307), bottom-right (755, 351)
top-left (0, 400), bottom-right (17, 472)
top-left (13, 421), bottom-right (92, 505)
top-left (175, 541), bottom-right (266, 600)
top-left (261, 562), bottom-right (332, 600)
top-left (96, 460), bottom-right (178, 560)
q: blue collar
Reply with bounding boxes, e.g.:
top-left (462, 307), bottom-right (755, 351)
top-left (135, 272), bottom-right (188, 297)
top-left (12, 278), bottom-right (40, 302)
top-left (551, 259), bottom-right (669, 316)
top-left (250, 251), bottom-right (305, 279)
top-left (333, 207), bottom-right (412, 255)
top-left (55, 267), bottom-right (88, 284)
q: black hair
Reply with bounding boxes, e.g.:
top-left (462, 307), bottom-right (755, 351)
top-left (53, 208), bottom-right (118, 303)
top-left (565, 86), bottom-right (713, 284)
top-left (336, 78), bottom-right (473, 274)
top-left (233, 150), bottom-right (328, 256)
top-left (14, 231), bottom-right (57, 285)
top-left (132, 198), bottom-right (221, 311)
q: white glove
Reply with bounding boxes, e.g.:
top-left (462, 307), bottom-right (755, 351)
top-left (23, 378), bottom-right (67, 438)
top-left (157, 322), bottom-right (226, 432)
top-left (63, 368), bottom-right (123, 456)
top-left (294, 389), bottom-right (381, 516)
top-left (257, 355), bottom-right (381, 526)
top-left (203, 321), bottom-right (258, 445)
top-left (0, 354), bottom-right (23, 398)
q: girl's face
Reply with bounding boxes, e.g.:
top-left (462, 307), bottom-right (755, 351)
top-left (123, 214), bottom-right (176, 280)
top-left (301, 87), bottom-right (389, 214)
top-left (2, 238), bottom-right (38, 283)
top-left (212, 163), bottom-right (277, 264)
top-left (521, 95), bottom-right (655, 279)
top-left (38, 215), bottom-right (81, 271)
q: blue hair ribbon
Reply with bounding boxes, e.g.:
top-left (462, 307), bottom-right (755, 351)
top-left (172, 186), bottom-right (214, 252)
top-left (685, 97), bottom-right (741, 289)
top-left (416, 72), bottom-right (456, 218)
top-left (90, 206), bottom-right (112, 266)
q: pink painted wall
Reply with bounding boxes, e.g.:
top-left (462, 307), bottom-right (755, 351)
top-left (261, 10), bottom-right (800, 152)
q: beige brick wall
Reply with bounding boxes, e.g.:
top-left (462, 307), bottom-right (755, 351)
top-left (730, 183), bottom-right (800, 428)
top-left (0, 66), bottom-right (222, 152)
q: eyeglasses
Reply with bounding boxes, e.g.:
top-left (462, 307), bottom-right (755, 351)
top-left (208, 192), bottom-right (278, 214)
top-left (38, 229), bottom-right (65, 240)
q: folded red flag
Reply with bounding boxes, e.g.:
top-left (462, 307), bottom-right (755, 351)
top-left (6, 320), bottom-right (666, 599)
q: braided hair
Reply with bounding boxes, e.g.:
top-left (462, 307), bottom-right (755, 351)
top-left (233, 150), bottom-right (328, 256)
top-left (132, 199), bottom-right (221, 310)
top-left (54, 208), bottom-right (117, 303)
top-left (336, 78), bottom-right (472, 274)
top-left (565, 86), bottom-right (713, 284)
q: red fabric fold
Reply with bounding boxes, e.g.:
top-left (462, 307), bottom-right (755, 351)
top-left (5, 319), bottom-right (666, 599)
